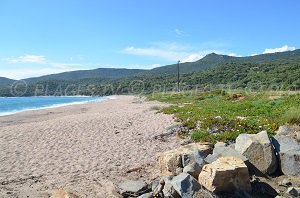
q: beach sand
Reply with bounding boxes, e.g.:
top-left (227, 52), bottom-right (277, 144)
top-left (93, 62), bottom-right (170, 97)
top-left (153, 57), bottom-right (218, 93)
top-left (0, 96), bottom-right (181, 197)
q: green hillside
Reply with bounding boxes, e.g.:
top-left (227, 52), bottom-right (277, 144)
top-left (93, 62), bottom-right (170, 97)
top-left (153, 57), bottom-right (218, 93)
top-left (0, 49), bottom-right (300, 96)
top-left (23, 68), bottom-right (147, 84)
top-left (0, 77), bottom-right (15, 85)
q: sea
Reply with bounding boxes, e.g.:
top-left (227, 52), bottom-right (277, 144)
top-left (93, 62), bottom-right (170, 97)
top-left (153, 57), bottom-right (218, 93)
top-left (0, 96), bottom-right (105, 116)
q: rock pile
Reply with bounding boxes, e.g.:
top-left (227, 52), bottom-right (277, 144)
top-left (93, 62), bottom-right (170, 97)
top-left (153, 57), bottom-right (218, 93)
top-left (116, 126), bottom-right (300, 197)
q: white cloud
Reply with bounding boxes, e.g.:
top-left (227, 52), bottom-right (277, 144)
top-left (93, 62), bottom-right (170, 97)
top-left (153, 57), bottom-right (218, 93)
top-left (123, 46), bottom-right (181, 61)
top-left (0, 68), bottom-right (76, 80)
top-left (7, 55), bottom-right (46, 64)
top-left (263, 45), bottom-right (296, 54)
top-left (122, 44), bottom-right (223, 63)
top-left (151, 63), bottom-right (161, 68)
top-left (182, 54), bottom-right (204, 62)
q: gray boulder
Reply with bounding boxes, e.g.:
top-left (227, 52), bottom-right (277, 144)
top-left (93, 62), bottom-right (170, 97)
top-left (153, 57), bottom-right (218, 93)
top-left (205, 142), bottom-right (247, 164)
top-left (183, 162), bottom-right (202, 179)
top-left (277, 125), bottom-right (300, 141)
top-left (171, 173), bottom-right (201, 197)
top-left (235, 131), bottom-right (278, 175)
top-left (118, 180), bottom-right (149, 197)
top-left (162, 176), bottom-right (180, 198)
top-left (272, 135), bottom-right (300, 176)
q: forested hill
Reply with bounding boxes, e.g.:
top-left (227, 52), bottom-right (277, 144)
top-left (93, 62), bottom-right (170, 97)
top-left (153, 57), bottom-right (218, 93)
top-left (0, 77), bottom-right (15, 85)
top-left (23, 68), bottom-right (147, 84)
top-left (0, 49), bottom-right (300, 96)
top-left (147, 49), bottom-right (300, 75)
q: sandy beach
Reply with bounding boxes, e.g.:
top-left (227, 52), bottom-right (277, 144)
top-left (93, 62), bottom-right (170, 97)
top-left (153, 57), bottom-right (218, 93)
top-left (0, 96), bottom-right (181, 198)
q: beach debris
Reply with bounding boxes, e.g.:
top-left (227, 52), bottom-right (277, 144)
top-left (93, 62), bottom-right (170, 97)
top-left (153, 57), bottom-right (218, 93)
top-left (198, 157), bottom-right (251, 193)
top-left (235, 131), bottom-right (278, 175)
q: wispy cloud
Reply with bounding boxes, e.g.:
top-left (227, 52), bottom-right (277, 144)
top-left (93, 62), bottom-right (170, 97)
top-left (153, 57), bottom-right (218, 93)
top-left (7, 55), bottom-right (47, 64)
top-left (263, 45), bottom-right (296, 54)
top-left (122, 42), bottom-right (233, 63)
top-left (174, 28), bottom-right (186, 37)
top-left (123, 46), bottom-right (182, 61)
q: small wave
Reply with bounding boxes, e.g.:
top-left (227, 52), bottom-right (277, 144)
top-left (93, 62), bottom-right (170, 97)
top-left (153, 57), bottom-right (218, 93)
top-left (0, 97), bottom-right (106, 117)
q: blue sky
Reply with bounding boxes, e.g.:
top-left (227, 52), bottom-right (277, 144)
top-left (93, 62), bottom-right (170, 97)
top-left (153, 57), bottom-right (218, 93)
top-left (0, 0), bottom-right (299, 79)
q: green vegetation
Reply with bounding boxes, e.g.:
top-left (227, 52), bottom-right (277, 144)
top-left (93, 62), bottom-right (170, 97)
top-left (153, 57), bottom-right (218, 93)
top-left (1, 50), bottom-right (300, 96)
top-left (148, 90), bottom-right (300, 143)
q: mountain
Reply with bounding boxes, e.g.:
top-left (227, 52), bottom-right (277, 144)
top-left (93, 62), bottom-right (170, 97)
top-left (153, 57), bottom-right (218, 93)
top-left (147, 49), bottom-right (300, 75)
top-left (23, 68), bottom-right (147, 84)
top-left (10, 49), bottom-right (300, 83)
top-left (0, 77), bottom-right (15, 85)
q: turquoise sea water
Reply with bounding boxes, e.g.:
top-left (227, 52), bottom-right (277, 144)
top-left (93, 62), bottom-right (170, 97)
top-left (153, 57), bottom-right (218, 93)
top-left (0, 96), bottom-right (104, 116)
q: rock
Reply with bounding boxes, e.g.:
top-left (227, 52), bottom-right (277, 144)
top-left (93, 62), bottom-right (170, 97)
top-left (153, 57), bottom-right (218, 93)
top-left (182, 153), bottom-right (193, 167)
top-left (235, 131), bottom-right (278, 175)
top-left (159, 143), bottom-right (212, 176)
top-left (138, 192), bottom-right (153, 198)
top-left (272, 135), bottom-right (300, 176)
top-left (204, 143), bottom-right (247, 164)
top-left (176, 167), bottom-right (183, 175)
top-left (183, 162), bottom-right (202, 179)
top-left (192, 149), bottom-right (206, 166)
top-left (198, 157), bottom-right (251, 193)
top-left (214, 142), bottom-right (226, 148)
top-left (287, 187), bottom-right (300, 197)
top-left (118, 180), bottom-right (149, 197)
top-left (279, 178), bottom-right (292, 187)
top-left (171, 173), bottom-right (201, 197)
top-left (52, 190), bottom-right (79, 198)
top-left (162, 176), bottom-right (180, 198)
top-left (277, 125), bottom-right (300, 140)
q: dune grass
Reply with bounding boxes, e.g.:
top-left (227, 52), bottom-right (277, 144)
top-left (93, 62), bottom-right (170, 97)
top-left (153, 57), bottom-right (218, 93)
top-left (148, 90), bottom-right (300, 143)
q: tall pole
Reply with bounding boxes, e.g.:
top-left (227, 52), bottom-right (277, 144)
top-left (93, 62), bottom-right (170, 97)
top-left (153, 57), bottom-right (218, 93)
top-left (177, 60), bottom-right (180, 92)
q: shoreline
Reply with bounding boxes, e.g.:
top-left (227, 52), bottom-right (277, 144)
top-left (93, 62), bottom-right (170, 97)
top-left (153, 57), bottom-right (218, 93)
top-left (0, 96), bottom-right (110, 117)
top-left (0, 95), bottom-right (181, 197)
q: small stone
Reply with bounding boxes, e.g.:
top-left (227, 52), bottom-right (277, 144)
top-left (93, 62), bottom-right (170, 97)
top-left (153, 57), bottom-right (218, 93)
top-left (279, 178), bottom-right (292, 187)
top-left (118, 180), bottom-right (149, 197)
top-left (287, 187), bottom-right (300, 197)
top-left (138, 192), bottom-right (153, 198)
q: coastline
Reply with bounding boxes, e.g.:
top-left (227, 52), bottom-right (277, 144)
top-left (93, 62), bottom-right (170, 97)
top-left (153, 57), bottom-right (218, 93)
top-left (0, 96), bottom-right (108, 117)
top-left (0, 95), bottom-right (181, 197)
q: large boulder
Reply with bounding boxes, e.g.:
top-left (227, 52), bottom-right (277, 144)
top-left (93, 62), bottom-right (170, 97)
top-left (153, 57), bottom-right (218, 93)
top-left (171, 173), bottom-right (201, 197)
top-left (158, 143), bottom-right (212, 176)
top-left (276, 125), bottom-right (300, 141)
top-left (118, 180), bottom-right (149, 197)
top-left (198, 157), bottom-right (251, 193)
top-left (272, 135), bottom-right (300, 176)
top-left (235, 131), bottom-right (278, 175)
top-left (205, 142), bottom-right (247, 164)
